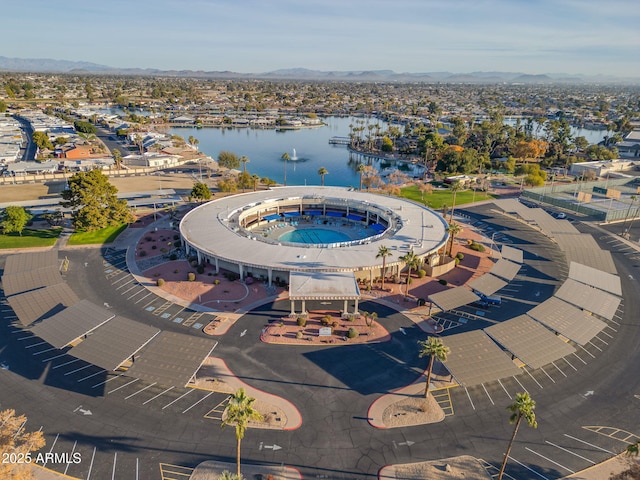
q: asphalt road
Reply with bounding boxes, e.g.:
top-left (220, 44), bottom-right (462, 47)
top-left (0, 205), bottom-right (639, 479)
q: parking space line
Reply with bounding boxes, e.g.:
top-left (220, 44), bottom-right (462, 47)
top-left (42, 353), bottom-right (66, 363)
top-left (125, 382), bottom-right (157, 400)
top-left (128, 288), bottom-right (147, 300)
top-left (64, 364), bottom-right (92, 376)
top-left (121, 284), bottom-right (140, 296)
top-left (112, 275), bottom-right (132, 285)
top-left (111, 452), bottom-right (117, 480)
top-left (604, 324), bottom-right (617, 333)
top-left (108, 378), bottom-right (140, 394)
top-left (162, 389), bottom-right (194, 409)
top-left (523, 367), bottom-right (543, 389)
top-left (86, 446), bottom-right (96, 480)
top-left (578, 345), bottom-right (596, 359)
top-left (78, 370), bottom-right (106, 383)
top-left (539, 367), bottom-right (555, 383)
top-left (24, 341), bottom-right (47, 349)
top-left (115, 278), bottom-right (135, 290)
top-left (551, 361), bottom-right (568, 377)
top-left (182, 391), bottom-right (214, 413)
top-left (497, 379), bottom-right (512, 399)
top-left (92, 372), bottom-right (126, 388)
top-left (463, 387), bottom-right (475, 410)
top-left (134, 292), bottom-right (152, 304)
top-left (587, 340), bottom-right (603, 352)
top-left (43, 433), bottom-right (59, 467)
top-left (525, 447), bottom-right (575, 474)
top-left (595, 333), bottom-right (610, 344)
top-left (512, 375), bottom-right (529, 394)
top-left (143, 386), bottom-right (175, 405)
top-left (507, 456), bottom-right (550, 480)
top-left (481, 384), bottom-right (494, 405)
top-left (63, 440), bottom-right (77, 475)
top-left (143, 297), bottom-right (160, 308)
top-left (52, 358), bottom-right (81, 370)
top-left (567, 352), bottom-right (587, 371)
top-left (546, 440), bottom-right (596, 464)
top-left (32, 347), bottom-right (56, 356)
top-left (563, 434), bottom-right (614, 454)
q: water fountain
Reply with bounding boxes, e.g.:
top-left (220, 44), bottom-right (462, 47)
top-left (291, 148), bottom-right (298, 160)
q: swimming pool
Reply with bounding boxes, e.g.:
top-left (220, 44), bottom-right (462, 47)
top-left (279, 228), bottom-right (351, 245)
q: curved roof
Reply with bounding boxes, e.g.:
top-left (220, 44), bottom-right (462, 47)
top-left (180, 186), bottom-right (449, 273)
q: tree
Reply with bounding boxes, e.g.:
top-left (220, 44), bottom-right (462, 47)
top-left (219, 150), bottom-right (240, 170)
top-left (357, 163), bottom-right (366, 190)
top-left (376, 245), bottom-right (392, 291)
top-left (217, 471), bottom-right (244, 480)
top-left (497, 393), bottom-right (538, 480)
top-left (1, 206), bottom-right (32, 236)
top-left (32, 131), bottom-right (53, 151)
top-left (0, 409), bottom-right (46, 480)
top-left (191, 182), bottom-right (211, 202)
top-left (417, 337), bottom-right (450, 399)
top-left (447, 222), bottom-right (463, 257)
top-left (73, 120), bottom-right (97, 135)
top-left (448, 181), bottom-right (462, 222)
top-left (399, 249), bottom-right (420, 297)
top-left (281, 152), bottom-right (290, 186)
top-left (60, 170), bottom-right (134, 231)
top-left (221, 388), bottom-right (263, 478)
top-left (251, 174), bottom-right (260, 191)
top-left (240, 156), bottom-right (250, 175)
top-left (188, 135), bottom-right (199, 150)
top-left (112, 148), bottom-right (123, 170)
top-left (318, 167), bottom-right (328, 186)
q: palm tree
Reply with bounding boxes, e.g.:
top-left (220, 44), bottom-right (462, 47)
top-left (418, 337), bottom-right (450, 399)
top-left (357, 163), bottom-right (366, 190)
top-left (252, 174), bottom-right (260, 191)
top-left (281, 152), bottom-right (290, 186)
top-left (376, 245), bottom-right (392, 291)
top-left (221, 388), bottom-right (263, 478)
top-left (240, 156), bottom-right (250, 175)
top-left (399, 249), bottom-right (420, 297)
top-left (448, 181), bottom-right (462, 222)
top-left (447, 222), bottom-right (463, 257)
top-left (497, 392), bottom-right (538, 480)
top-left (318, 167), bottom-right (328, 186)
top-left (217, 471), bottom-right (244, 480)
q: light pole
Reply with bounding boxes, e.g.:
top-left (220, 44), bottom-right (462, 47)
top-left (621, 195), bottom-right (637, 237)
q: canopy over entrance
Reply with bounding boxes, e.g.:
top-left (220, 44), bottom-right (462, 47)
top-left (288, 271), bottom-right (361, 317)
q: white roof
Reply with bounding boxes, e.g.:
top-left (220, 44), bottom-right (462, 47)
top-left (289, 271), bottom-right (360, 300)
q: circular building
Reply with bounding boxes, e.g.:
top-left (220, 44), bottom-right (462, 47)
top-left (180, 186), bottom-right (449, 286)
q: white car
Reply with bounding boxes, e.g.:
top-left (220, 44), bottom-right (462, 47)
top-left (556, 212), bottom-right (567, 219)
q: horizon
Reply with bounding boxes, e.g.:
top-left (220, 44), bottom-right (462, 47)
top-left (4, 0), bottom-right (640, 77)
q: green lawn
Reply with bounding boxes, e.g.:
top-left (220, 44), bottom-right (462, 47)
top-left (400, 185), bottom-right (496, 210)
top-left (67, 223), bottom-right (128, 245)
top-left (0, 228), bottom-right (62, 249)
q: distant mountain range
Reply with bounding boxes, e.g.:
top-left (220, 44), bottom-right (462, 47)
top-left (0, 56), bottom-right (637, 84)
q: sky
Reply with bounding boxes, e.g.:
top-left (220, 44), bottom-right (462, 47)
top-left (4, 0), bottom-right (640, 76)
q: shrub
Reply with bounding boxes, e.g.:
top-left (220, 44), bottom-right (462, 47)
top-left (197, 264), bottom-right (205, 274)
top-left (174, 240), bottom-right (181, 248)
top-left (296, 331), bottom-right (303, 339)
top-left (469, 242), bottom-right (486, 252)
top-left (145, 236), bottom-right (153, 242)
top-left (156, 278), bottom-right (165, 286)
top-left (139, 250), bottom-right (147, 257)
top-left (187, 272), bottom-right (196, 282)
top-left (213, 279), bottom-right (220, 285)
top-left (160, 248), bottom-right (167, 253)
top-left (321, 315), bottom-right (332, 326)
top-left (417, 269), bottom-right (426, 278)
top-left (347, 328), bottom-right (359, 339)
top-left (439, 279), bottom-right (448, 285)
top-left (417, 298), bottom-right (426, 306)
top-left (456, 252), bottom-right (464, 260)
top-left (296, 316), bottom-right (307, 327)
top-left (169, 253), bottom-right (177, 261)
top-left (174, 269), bottom-right (180, 274)
top-left (466, 239), bottom-right (473, 245)
top-left (151, 245), bottom-right (157, 250)
top-left (455, 257), bottom-right (461, 265)
top-left (173, 234), bottom-right (180, 240)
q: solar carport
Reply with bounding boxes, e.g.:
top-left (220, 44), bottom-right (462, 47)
top-left (428, 287), bottom-right (480, 312)
top-left (467, 274), bottom-right (507, 297)
top-left (8, 283), bottom-right (80, 326)
top-left (485, 315), bottom-right (575, 369)
top-left (69, 317), bottom-right (161, 370)
top-left (441, 330), bottom-right (521, 386)
top-left (30, 299), bottom-right (115, 349)
top-left (125, 332), bottom-right (217, 387)
top-left (554, 278), bottom-right (621, 320)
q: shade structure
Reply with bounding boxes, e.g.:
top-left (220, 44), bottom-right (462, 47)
top-left (527, 296), bottom-right (607, 345)
top-left (2, 265), bottom-right (64, 297)
top-left (467, 274), bottom-right (507, 297)
top-left (501, 245), bottom-right (523, 264)
top-left (554, 278), bottom-right (621, 320)
top-left (441, 330), bottom-right (521, 387)
top-left (3, 251), bottom-right (59, 275)
top-left (484, 315), bottom-right (575, 369)
top-left (554, 234), bottom-right (617, 274)
top-left (263, 214), bottom-right (281, 221)
top-left (289, 271), bottom-right (360, 301)
top-left (30, 299), bottom-right (115, 349)
top-left (125, 332), bottom-right (217, 387)
top-left (8, 283), bottom-right (80, 326)
top-left (428, 287), bottom-right (480, 312)
top-left (489, 259), bottom-right (521, 281)
top-left (568, 262), bottom-right (622, 296)
top-left (69, 317), bottom-right (160, 371)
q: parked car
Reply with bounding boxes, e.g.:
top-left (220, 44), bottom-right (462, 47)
top-left (478, 293), bottom-right (502, 305)
top-left (556, 212), bottom-right (567, 219)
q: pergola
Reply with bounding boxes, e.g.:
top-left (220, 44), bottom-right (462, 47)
top-left (288, 271), bottom-right (361, 317)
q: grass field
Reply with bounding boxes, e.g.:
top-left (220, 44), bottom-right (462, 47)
top-left (0, 228), bottom-right (62, 249)
top-left (67, 224), bottom-right (128, 245)
top-left (400, 185), bottom-right (495, 210)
